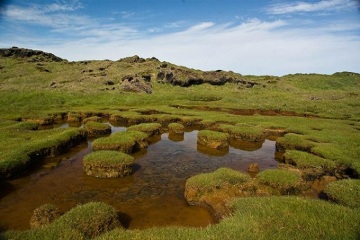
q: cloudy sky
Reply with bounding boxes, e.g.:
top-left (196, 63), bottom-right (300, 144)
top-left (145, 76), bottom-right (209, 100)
top-left (0, 0), bottom-right (359, 75)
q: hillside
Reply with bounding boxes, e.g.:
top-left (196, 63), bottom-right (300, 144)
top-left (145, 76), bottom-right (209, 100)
top-left (0, 47), bottom-right (359, 120)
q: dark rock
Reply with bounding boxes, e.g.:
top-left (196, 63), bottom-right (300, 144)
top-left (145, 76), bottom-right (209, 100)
top-left (105, 80), bottom-right (114, 85)
top-left (156, 71), bottom-right (165, 81)
top-left (118, 55), bottom-right (145, 63)
top-left (160, 62), bottom-right (168, 68)
top-left (120, 78), bottom-right (153, 94)
top-left (141, 74), bottom-right (151, 82)
top-left (0, 47), bottom-right (65, 62)
top-left (122, 75), bottom-right (134, 81)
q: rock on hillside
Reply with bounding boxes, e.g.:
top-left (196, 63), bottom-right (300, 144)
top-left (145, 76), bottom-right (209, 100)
top-left (0, 46), bottom-right (65, 62)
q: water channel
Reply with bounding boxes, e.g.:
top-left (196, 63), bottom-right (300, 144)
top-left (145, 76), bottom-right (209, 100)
top-left (0, 124), bottom-right (279, 230)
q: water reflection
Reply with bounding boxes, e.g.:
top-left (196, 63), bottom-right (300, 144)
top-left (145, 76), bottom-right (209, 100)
top-left (0, 128), bottom-right (278, 231)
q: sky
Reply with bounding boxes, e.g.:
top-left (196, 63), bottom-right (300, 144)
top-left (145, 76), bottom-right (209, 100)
top-left (0, 0), bottom-right (359, 76)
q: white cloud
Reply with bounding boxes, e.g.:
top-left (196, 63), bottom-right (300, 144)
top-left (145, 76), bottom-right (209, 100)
top-left (2, 1), bottom-right (87, 28)
top-left (18, 19), bottom-right (356, 76)
top-left (267, 0), bottom-right (358, 14)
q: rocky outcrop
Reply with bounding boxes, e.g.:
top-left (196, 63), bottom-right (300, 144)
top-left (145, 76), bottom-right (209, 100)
top-left (120, 75), bottom-right (153, 94)
top-left (156, 67), bottom-right (254, 87)
top-left (0, 47), bottom-right (65, 62)
top-left (118, 55), bottom-right (145, 63)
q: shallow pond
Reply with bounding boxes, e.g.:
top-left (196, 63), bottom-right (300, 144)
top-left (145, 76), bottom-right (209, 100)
top-left (0, 126), bottom-right (278, 230)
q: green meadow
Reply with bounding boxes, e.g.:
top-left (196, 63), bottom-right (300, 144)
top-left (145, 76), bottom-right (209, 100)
top-left (0, 48), bottom-right (359, 239)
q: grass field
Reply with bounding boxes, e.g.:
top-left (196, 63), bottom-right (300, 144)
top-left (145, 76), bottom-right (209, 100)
top-left (0, 48), bottom-right (359, 239)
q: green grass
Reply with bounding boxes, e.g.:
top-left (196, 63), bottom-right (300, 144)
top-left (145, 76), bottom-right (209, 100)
top-left (83, 150), bottom-right (134, 166)
top-left (84, 122), bottom-right (111, 135)
top-left (276, 133), bottom-right (316, 152)
top-left (258, 169), bottom-right (302, 194)
top-left (126, 123), bottom-right (162, 136)
top-left (0, 127), bottom-right (86, 178)
top-left (197, 130), bottom-right (229, 149)
top-left (218, 123), bottom-right (264, 142)
top-left (92, 133), bottom-right (135, 153)
top-left (185, 167), bottom-right (250, 192)
top-left (168, 122), bottom-right (185, 134)
top-left (95, 196), bottom-right (360, 240)
top-left (283, 150), bottom-right (336, 170)
top-left (324, 179), bottom-right (360, 208)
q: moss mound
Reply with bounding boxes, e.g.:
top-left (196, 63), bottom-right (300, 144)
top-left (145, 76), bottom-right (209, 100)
top-left (185, 168), bottom-right (251, 214)
top-left (92, 133), bottom-right (135, 153)
top-left (30, 204), bottom-right (61, 229)
top-left (82, 116), bottom-right (102, 124)
top-left (276, 133), bottom-right (316, 152)
top-left (219, 123), bottom-right (265, 142)
top-left (324, 179), bottom-right (360, 208)
top-left (168, 123), bottom-right (185, 134)
top-left (83, 150), bottom-right (134, 178)
top-left (84, 122), bottom-right (111, 136)
top-left (127, 123), bottom-right (162, 137)
top-left (197, 130), bottom-right (229, 149)
top-left (258, 169), bottom-right (302, 194)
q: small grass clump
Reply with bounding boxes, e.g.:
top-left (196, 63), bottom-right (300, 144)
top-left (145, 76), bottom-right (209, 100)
top-left (276, 133), bottom-right (316, 152)
top-left (83, 150), bottom-right (134, 166)
top-left (83, 150), bottom-right (134, 177)
top-left (324, 179), bottom-right (360, 208)
top-left (197, 130), bottom-right (229, 149)
top-left (82, 116), bottom-right (102, 124)
top-left (186, 167), bottom-right (250, 193)
top-left (219, 123), bottom-right (265, 142)
top-left (258, 169), bottom-right (301, 194)
top-left (92, 134), bottom-right (135, 153)
top-left (124, 130), bottom-right (149, 148)
top-left (168, 122), bottom-right (185, 134)
top-left (84, 122), bottom-right (111, 136)
top-left (67, 113), bottom-right (82, 122)
top-left (30, 204), bottom-right (61, 229)
top-left (127, 123), bottom-right (162, 136)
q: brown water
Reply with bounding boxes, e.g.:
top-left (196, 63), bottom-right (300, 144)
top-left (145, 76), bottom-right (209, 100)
top-left (0, 127), bottom-right (278, 231)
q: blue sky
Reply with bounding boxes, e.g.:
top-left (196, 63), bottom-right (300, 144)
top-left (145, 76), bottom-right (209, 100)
top-left (0, 0), bottom-right (359, 75)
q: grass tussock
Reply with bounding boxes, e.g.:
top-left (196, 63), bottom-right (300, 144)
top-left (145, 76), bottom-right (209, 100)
top-left (126, 123), bottom-right (162, 136)
top-left (83, 150), bottom-right (134, 166)
top-left (185, 167), bottom-right (250, 192)
top-left (219, 123), bottom-right (265, 142)
top-left (84, 122), bottom-right (111, 135)
top-left (276, 133), bottom-right (316, 152)
top-left (258, 169), bottom-right (302, 194)
top-left (168, 122), bottom-right (185, 134)
top-left (324, 179), bottom-right (360, 208)
top-left (197, 130), bottom-right (229, 149)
